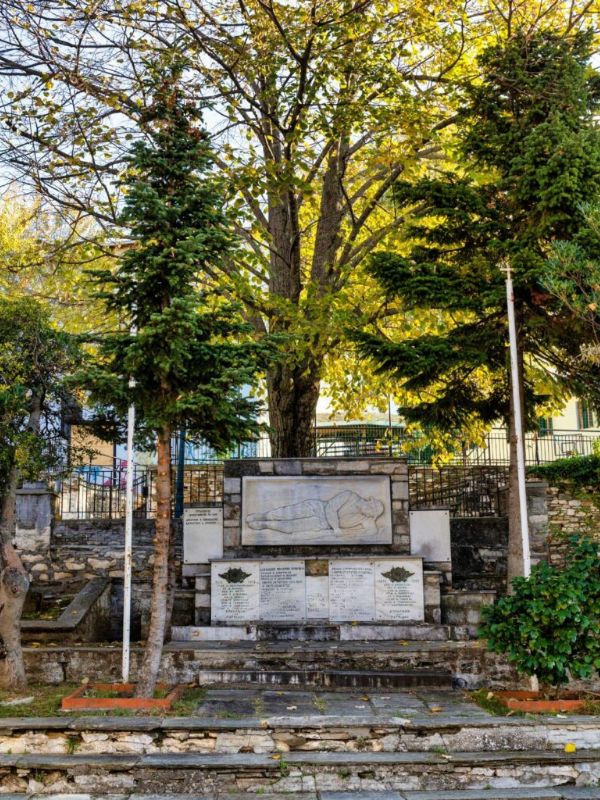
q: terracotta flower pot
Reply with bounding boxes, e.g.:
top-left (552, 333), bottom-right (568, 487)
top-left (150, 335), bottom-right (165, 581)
top-left (61, 683), bottom-right (185, 711)
top-left (496, 690), bottom-right (585, 713)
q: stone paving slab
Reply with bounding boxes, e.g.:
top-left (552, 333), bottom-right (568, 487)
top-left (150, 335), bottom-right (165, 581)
top-left (2, 689), bottom-right (600, 735)
top-left (401, 790), bottom-right (565, 800)
top-left (194, 689), bottom-right (434, 719)
top-left (3, 791), bottom-right (600, 800)
top-left (320, 793), bottom-right (403, 799)
top-left (8, 790), bottom-right (600, 800)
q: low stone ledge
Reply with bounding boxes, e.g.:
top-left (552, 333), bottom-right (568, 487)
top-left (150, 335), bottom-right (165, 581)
top-left (1, 748), bottom-right (600, 769)
top-left (0, 790), bottom-right (597, 800)
top-left (21, 577), bottom-right (110, 637)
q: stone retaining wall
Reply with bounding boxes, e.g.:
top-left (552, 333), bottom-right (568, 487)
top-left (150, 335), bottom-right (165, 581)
top-left (450, 517), bottom-right (507, 592)
top-left (23, 519), bottom-right (183, 586)
top-left (547, 485), bottom-right (600, 538)
top-left (0, 750), bottom-right (598, 794)
top-left (21, 641), bottom-right (521, 689)
top-left (2, 716), bottom-right (600, 756)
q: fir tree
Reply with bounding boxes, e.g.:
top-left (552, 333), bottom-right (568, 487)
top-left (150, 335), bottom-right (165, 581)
top-left (355, 31), bottom-right (600, 584)
top-left (85, 58), bottom-right (273, 696)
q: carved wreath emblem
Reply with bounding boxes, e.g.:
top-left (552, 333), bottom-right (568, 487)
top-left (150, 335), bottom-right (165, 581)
top-left (381, 566), bottom-right (414, 583)
top-left (219, 567), bottom-right (251, 584)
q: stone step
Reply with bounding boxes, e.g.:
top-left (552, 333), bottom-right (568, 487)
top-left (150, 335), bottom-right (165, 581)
top-left (171, 624), bottom-right (453, 644)
top-left (2, 706), bottom-right (600, 754)
top-left (23, 640), bottom-right (517, 690)
top-left (197, 668), bottom-right (454, 689)
top-left (2, 790), bottom-right (600, 800)
top-left (2, 749), bottom-right (600, 794)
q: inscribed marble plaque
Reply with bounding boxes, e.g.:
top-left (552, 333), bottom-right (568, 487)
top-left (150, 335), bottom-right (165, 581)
top-left (211, 560), bottom-right (259, 623)
top-left (259, 561), bottom-right (306, 621)
top-left (409, 510), bottom-right (451, 562)
top-left (184, 507), bottom-right (223, 564)
top-left (374, 558), bottom-right (424, 622)
top-left (242, 476), bottom-right (392, 546)
top-left (329, 560), bottom-right (375, 621)
top-left (306, 576), bottom-right (329, 619)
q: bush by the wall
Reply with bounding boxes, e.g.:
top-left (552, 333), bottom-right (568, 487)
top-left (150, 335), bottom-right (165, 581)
top-left (531, 455), bottom-right (600, 490)
top-left (479, 536), bottom-right (600, 688)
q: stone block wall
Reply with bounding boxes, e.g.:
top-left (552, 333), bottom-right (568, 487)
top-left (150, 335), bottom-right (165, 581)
top-left (450, 517), bottom-right (508, 592)
top-left (546, 486), bottom-right (600, 536)
top-left (14, 484), bottom-right (188, 635)
top-left (222, 457), bottom-right (409, 557)
top-left (18, 518), bottom-right (182, 587)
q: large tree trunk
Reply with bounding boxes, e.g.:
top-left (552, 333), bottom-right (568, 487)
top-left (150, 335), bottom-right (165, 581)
top-left (0, 542), bottom-right (29, 691)
top-left (0, 468), bottom-right (29, 691)
top-left (136, 425), bottom-right (172, 697)
top-left (267, 361), bottom-right (320, 458)
top-left (0, 394), bottom-right (42, 692)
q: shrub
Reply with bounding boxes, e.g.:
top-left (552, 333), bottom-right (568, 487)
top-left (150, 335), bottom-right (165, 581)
top-left (479, 537), bottom-right (600, 688)
top-left (531, 455), bottom-right (600, 490)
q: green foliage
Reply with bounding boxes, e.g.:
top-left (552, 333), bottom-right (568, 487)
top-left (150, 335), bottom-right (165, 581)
top-left (531, 455), bottom-right (600, 489)
top-left (0, 297), bottom-right (78, 497)
top-left (480, 537), bottom-right (600, 687)
top-left (82, 57), bottom-right (274, 449)
top-left (544, 202), bottom-right (600, 401)
top-left (355, 31), bottom-right (600, 435)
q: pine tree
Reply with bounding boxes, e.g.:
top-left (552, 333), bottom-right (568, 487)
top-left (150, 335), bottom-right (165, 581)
top-left (544, 202), bottom-right (600, 397)
top-left (355, 31), bottom-right (600, 585)
top-left (85, 57), bottom-right (273, 696)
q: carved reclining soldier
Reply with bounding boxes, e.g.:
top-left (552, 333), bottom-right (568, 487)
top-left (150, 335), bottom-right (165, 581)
top-left (246, 490), bottom-right (385, 538)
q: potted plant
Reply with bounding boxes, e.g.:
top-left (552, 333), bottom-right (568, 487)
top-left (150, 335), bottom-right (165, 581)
top-left (479, 536), bottom-right (600, 712)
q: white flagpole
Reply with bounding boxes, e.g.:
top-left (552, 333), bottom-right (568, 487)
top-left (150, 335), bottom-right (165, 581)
top-left (504, 263), bottom-right (531, 578)
top-left (122, 377), bottom-right (135, 683)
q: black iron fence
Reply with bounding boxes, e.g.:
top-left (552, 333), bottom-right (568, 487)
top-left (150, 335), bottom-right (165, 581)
top-left (409, 465), bottom-right (510, 518)
top-left (56, 463), bottom-right (223, 520)
top-left (57, 461), bottom-right (511, 520)
top-left (176, 426), bottom-right (600, 465)
top-left (54, 425), bottom-right (599, 520)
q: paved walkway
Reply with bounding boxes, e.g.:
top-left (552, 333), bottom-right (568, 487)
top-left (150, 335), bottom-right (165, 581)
top-left (195, 688), bottom-right (491, 722)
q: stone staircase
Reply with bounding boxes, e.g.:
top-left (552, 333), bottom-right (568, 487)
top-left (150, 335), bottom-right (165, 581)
top-left (196, 667), bottom-right (453, 690)
top-left (2, 689), bottom-right (600, 796)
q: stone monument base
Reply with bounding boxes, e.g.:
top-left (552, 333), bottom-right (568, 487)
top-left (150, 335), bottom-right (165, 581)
top-left (210, 556), bottom-right (439, 625)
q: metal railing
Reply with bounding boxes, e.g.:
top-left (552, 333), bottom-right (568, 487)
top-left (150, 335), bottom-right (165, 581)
top-left (56, 462), bottom-right (223, 520)
top-left (176, 426), bottom-right (600, 466)
top-left (409, 465), bottom-right (509, 518)
top-left (54, 426), bottom-right (600, 520)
